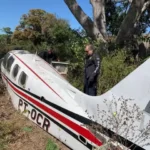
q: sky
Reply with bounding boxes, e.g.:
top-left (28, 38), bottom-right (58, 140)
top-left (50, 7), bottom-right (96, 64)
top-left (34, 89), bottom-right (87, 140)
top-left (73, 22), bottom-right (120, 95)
top-left (0, 0), bottom-right (93, 33)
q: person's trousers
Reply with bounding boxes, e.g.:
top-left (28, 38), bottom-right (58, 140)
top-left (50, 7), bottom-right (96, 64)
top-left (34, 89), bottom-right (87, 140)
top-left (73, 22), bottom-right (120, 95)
top-left (84, 77), bottom-right (97, 96)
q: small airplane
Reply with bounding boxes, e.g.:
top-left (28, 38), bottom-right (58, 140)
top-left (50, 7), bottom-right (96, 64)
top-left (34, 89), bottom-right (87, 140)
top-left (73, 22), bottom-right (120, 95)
top-left (1, 50), bottom-right (150, 150)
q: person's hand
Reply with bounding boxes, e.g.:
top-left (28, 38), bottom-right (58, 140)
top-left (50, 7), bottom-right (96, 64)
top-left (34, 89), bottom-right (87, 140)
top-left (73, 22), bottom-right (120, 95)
top-left (88, 75), bottom-right (94, 85)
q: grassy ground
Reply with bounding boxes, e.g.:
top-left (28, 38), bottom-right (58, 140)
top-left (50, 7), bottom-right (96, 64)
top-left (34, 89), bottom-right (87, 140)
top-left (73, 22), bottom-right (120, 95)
top-left (0, 81), bottom-right (70, 150)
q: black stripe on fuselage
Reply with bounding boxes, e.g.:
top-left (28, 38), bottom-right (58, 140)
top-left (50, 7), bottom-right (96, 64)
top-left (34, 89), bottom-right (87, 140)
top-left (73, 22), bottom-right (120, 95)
top-left (3, 73), bottom-right (145, 150)
top-left (13, 91), bottom-right (93, 150)
top-left (6, 74), bottom-right (92, 124)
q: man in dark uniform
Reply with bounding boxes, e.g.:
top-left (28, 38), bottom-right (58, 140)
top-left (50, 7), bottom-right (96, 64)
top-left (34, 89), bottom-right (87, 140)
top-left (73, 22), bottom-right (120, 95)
top-left (38, 49), bottom-right (58, 64)
top-left (84, 44), bottom-right (100, 96)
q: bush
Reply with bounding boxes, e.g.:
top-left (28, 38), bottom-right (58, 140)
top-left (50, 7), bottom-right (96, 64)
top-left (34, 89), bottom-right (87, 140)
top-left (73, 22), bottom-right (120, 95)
top-left (68, 49), bottom-right (139, 94)
top-left (98, 50), bottom-right (138, 94)
top-left (67, 37), bottom-right (90, 91)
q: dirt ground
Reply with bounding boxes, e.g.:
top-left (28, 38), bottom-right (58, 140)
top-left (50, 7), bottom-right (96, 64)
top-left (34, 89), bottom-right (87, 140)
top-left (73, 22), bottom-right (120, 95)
top-left (0, 80), bottom-right (70, 150)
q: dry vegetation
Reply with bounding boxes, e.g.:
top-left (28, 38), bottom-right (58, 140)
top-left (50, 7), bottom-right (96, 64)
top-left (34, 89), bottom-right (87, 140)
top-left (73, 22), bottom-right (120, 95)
top-left (0, 79), bottom-right (70, 150)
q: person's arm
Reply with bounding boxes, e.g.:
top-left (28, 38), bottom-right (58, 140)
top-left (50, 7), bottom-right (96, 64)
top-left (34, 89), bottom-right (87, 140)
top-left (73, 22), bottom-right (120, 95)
top-left (93, 54), bottom-right (100, 76)
top-left (84, 56), bottom-right (87, 74)
top-left (89, 54), bottom-right (100, 82)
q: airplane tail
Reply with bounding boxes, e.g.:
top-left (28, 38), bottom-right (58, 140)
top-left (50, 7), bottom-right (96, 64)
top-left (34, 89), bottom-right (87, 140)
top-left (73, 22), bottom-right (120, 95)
top-left (75, 58), bottom-right (150, 119)
top-left (74, 58), bottom-right (150, 149)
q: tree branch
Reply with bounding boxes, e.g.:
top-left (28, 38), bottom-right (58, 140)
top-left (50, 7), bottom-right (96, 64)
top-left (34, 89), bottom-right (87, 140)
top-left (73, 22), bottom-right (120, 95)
top-left (142, 1), bottom-right (150, 13)
top-left (64, 0), bottom-right (106, 42)
top-left (116, 0), bottom-right (147, 45)
top-left (90, 0), bottom-right (107, 38)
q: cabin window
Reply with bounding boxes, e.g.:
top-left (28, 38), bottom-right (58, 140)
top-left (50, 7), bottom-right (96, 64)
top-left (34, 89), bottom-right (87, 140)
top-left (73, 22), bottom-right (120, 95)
top-left (19, 71), bottom-right (28, 88)
top-left (6, 56), bottom-right (14, 72)
top-left (12, 64), bottom-right (20, 79)
top-left (3, 53), bottom-right (10, 69)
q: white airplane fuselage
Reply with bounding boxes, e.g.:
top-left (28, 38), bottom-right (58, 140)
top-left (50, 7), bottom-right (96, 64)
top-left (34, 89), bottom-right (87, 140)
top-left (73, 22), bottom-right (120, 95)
top-left (1, 50), bottom-right (150, 150)
top-left (1, 50), bottom-right (103, 150)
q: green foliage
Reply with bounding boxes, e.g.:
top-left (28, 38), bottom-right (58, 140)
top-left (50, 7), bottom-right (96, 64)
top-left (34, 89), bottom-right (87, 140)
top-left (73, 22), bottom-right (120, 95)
top-left (1, 27), bottom-right (13, 35)
top-left (22, 127), bottom-right (33, 132)
top-left (46, 139), bottom-right (58, 150)
top-left (106, 0), bottom-right (126, 35)
top-left (106, 0), bottom-right (150, 36)
top-left (68, 49), bottom-right (139, 94)
top-left (0, 35), bottom-right (8, 50)
top-left (99, 50), bottom-right (137, 94)
top-left (0, 10), bottom-right (89, 62)
top-left (0, 33), bottom-right (12, 52)
top-left (0, 28), bottom-right (13, 50)
top-left (67, 37), bottom-right (90, 91)
top-left (12, 9), bottom-right (70, 47)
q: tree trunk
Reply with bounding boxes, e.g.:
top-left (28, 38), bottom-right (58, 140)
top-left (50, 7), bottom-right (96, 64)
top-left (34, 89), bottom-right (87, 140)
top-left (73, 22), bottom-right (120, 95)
top-left (90, 0), bottom-right (107, 38)
top-left (116, 0), bottom-right (147, 45)
top-left (64, 0), bottom-right (106, 42)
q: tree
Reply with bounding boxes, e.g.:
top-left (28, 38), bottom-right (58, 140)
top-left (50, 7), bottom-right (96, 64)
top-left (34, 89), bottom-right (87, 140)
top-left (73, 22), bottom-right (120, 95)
top-left (116, 0), bottom-right (150, 45)
top-left (12, 9), bottom-right (71, 46)
top-left (64, 0), bottom-right (150, 45)
top-left (0, 34), bottom-right (8, 50)
top-left (11, 9), bottom-right (87, 61)
top-left (105, 0), bottom-right (127, 36)
top-left (1, 27), bottom-right (13, 35)
top-left (0, 27), bottom-right (13, 50)
top-left (12, 9), bottom-right (47, 45)
top-left (64, 0), bottom-right (106, 42)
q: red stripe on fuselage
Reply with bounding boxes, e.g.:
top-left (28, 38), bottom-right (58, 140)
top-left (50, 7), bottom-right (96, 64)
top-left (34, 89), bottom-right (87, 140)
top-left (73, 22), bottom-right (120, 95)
top-left (2, 74), bottom-right (102, 146)
top-left (13, 54), bottom-right (64, 100)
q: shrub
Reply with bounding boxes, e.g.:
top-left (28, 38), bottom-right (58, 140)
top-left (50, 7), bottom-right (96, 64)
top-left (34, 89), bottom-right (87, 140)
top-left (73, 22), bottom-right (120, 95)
top-left (68, 49), bottom-right (139, 94)
top-left (98, 50), bottom-right (138, 94)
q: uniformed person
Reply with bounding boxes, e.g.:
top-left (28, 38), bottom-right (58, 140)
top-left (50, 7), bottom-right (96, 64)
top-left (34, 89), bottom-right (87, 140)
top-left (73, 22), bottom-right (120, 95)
top-left (84, 44), bottom-right (100, 96)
